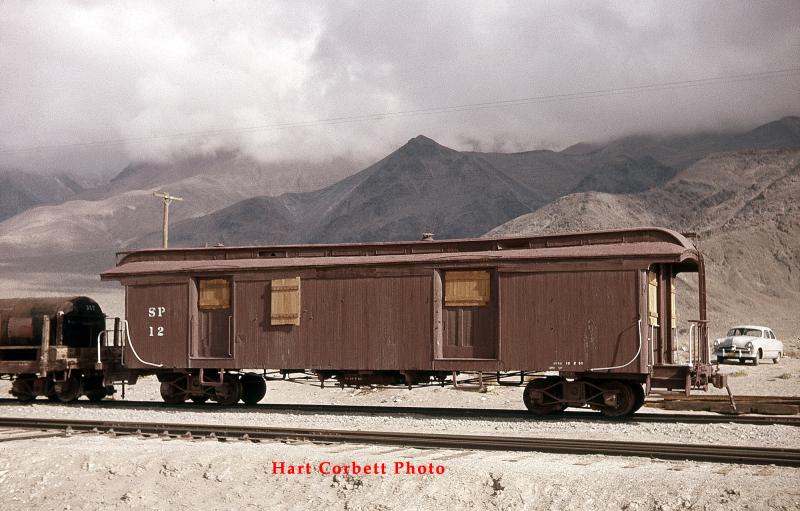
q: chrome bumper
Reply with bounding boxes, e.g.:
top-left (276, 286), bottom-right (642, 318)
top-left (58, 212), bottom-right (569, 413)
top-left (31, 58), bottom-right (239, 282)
top-left (714, 347), bottom-right (753, 358)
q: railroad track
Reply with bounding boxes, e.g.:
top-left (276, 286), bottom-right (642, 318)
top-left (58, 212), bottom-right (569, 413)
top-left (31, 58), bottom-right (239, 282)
top-left (0, 416), bottom-right (798, 467)
top-left (0, 398), bottom-right (798, 426)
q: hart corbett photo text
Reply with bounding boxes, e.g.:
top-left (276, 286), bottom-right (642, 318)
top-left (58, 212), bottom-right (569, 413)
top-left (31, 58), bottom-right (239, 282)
top-left (272, 460), bottom-right (446, 476)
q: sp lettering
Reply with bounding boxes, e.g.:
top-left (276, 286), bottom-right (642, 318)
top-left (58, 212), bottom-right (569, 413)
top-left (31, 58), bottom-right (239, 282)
top-left (148, 307), bottom-right (166, 317)
top-left (147, 306), bottom-right (167, 337)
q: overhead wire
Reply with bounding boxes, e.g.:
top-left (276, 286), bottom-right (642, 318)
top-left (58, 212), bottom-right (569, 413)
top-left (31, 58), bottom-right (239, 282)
top-left (1, 67), bottom-right (798, 154)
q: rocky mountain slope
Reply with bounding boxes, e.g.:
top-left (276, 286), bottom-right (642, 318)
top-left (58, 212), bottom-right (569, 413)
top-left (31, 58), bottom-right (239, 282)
top-left (139, 116), bottom-right (800, 248)
top-left (489, 148), bottom-right (800, 338)
top-left (1, 116), bottom-right (798, 284)
top-left (559, 116), bottom-right (800, 169)
top-left (156, 136), bottom-right (549, 246)
top-left (0, 152), bottom-right (358, 256)
top-left (0, 168), bottom-right (84, 222)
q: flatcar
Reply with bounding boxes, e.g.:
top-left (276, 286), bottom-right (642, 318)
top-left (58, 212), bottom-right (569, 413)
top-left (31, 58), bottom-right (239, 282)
top-left (0, 296), bottom-right (121, 402)
top-left (99, 227), bottom-right (727, 416)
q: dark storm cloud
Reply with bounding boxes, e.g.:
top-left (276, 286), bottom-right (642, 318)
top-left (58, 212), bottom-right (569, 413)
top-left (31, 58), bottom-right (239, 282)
top-left (0, 0), bottom-right (797, 173)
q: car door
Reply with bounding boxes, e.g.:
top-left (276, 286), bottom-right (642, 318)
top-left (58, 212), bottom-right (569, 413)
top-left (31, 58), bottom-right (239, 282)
top-left (766, 330), bottom-right (780, 357)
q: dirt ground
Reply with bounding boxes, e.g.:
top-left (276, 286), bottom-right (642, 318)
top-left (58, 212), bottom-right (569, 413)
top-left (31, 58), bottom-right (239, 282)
top-left (1, 361), bottom-right (799, 510)
top-left (1, 282), bottom-right (799, 509)
top-left (703, 356), bottom-right (800, 396)
top-left (1, 433), bottom-right (798, 511)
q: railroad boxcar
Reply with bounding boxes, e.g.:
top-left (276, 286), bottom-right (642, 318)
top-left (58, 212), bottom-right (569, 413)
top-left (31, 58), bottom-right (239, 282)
top-left (101, 227), bottom-right (727, 415)
top-left (0, 296), bottom-right (122, 402)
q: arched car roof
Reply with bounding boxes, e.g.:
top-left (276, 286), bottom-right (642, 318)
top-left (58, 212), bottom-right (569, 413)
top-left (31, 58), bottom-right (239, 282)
top-left (115, 226), bottom-right (697, 265)
top-left (102, 227), bottom-right (700, 279)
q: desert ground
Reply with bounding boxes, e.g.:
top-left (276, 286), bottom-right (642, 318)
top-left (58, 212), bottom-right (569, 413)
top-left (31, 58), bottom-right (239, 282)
top-left (1, 432), bottom-right (799, 511)
top-left (1, 276), bottom-right (800, 509)
top-left (1, 357), bottom-right (799, 510)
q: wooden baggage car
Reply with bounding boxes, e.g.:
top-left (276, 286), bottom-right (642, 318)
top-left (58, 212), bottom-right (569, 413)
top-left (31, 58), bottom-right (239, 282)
top-left (101, 227), bottom-right (726, 415)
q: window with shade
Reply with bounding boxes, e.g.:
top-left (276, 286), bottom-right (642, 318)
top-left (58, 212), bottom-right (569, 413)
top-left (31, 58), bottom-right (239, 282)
top-left (444, 271), bottom-right (490, 307)
top-left (198, 278), bottom-right (230, 310)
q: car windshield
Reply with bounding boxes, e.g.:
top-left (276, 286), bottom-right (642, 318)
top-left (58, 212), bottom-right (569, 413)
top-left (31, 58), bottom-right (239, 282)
top-left (726, 328), bottom-right (762, 337)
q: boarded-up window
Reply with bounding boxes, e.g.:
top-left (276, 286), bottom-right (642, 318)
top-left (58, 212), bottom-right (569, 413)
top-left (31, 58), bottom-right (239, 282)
top-left (198, 278), bottom-right (230, 310)
top-left (647, 271), bottom-right (659, 325)
top-left (271, 277), bottom-right (301, 325)
top-left (444, 271), bottom-right (490, 307)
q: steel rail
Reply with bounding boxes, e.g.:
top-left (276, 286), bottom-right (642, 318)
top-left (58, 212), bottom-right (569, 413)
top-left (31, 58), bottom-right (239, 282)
top-left (0, 398), bottom-right (797, 426)
top-left (0, 416), bottom-right (797, 466)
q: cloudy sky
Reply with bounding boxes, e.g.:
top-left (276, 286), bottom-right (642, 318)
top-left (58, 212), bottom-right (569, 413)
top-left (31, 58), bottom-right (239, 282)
top-left (1, 0), bottom-right (798, 174)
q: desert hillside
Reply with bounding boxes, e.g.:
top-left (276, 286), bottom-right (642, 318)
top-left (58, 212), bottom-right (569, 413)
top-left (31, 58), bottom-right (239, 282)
top-left (0, 168), bottom-right (84, 222)
top-left (1, 118), bottom-right (799, 332)
top-left (489, 148), bottom-right (800, 339)
top-left (0, 152), bottom-right (358, 257)
top-left (135, 118), bottom-right (800, 248)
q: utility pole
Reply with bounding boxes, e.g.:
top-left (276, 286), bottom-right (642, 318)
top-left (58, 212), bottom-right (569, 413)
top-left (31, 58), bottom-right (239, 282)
top-left (153, 192), bottom-right (183, 248)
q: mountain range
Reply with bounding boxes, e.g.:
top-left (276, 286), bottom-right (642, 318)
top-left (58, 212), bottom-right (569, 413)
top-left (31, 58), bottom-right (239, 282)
top-left (0, 152), bottom-right (359, 257)
top-left (0, 168), bottom-right (86, 222)
top-left (141, 116), bottom-right (800, 247)
top-left (1, 116), bottom-right (799, 339)
top-left (489, 147), bottom-right (800, 337)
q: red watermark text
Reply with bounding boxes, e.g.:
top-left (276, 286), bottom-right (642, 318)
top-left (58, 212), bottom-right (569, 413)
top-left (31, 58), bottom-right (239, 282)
top-left (271, 460), bottom-right (445, 476)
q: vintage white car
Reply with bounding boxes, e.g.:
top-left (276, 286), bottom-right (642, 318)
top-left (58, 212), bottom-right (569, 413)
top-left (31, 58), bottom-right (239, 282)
top-left (713, 325), bottom-right (784, 365)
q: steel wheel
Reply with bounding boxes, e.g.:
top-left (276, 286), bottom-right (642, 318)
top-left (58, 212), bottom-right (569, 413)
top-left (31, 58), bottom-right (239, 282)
top-left (240, 373), bottom-right (267, 405)
top-left (213, 374), bottom-right (242, 405)
top-left (160, 376), bottom-right (188, 404)
top-left (628, 382), bottom-right (646, 413)
top-left (599, 381), bottom-right (636, 417)
top-left (522, 377), bottom-right (563, 415)
top-left (12, 374), bottom-right (37, 402)
top-left (54, 375), bottom-right (82, 403)
top-left (86, 389), bottom-right (107, 402)
top-left (83, 376), bottom-right (107, 402)
top-left (45, 379), bottom-right (59, 401)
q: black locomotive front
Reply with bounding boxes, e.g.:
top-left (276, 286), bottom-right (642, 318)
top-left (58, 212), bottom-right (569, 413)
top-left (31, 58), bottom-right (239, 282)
top-left (0, 296), bottom-right (118, 402)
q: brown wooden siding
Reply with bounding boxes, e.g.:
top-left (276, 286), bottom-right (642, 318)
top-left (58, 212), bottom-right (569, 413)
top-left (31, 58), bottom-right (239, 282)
top-left (125, 283), bottom-right (188, 369)
top-left (499, 270), bottom-right (639, 373)
top-left (233, 275), bottom-right (433, 370)
top-left (107, 228), bottom-right (698, 377)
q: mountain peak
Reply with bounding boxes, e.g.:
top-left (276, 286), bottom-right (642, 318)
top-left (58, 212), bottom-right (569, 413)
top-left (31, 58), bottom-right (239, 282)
top-left (396, 135), bottom-right (449, 158)
top-left (408, 134), bottom-right (439, 145)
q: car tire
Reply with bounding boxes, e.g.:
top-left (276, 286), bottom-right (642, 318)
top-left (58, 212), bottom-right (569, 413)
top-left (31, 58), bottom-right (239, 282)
top-left (752, 355), bottom-right (759, 366)
top-left (716, 356), bottom-right (724, 364)
top-left (773, 353), bottom-right (781, 364)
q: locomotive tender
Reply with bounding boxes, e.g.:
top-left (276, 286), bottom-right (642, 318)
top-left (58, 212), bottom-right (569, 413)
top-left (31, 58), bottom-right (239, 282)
top-left (92, 227), bottom-right (726, 416)
top-left (1, 296), bottom-right (120, 402)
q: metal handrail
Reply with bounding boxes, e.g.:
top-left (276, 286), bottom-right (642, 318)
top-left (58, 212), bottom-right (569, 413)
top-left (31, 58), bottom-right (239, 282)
top-left (590, 319), bottom-right (642, 372)
top-left (122, 320), bottom-right (164, 368)
top-left (96, 330), bottom-right (106, 365)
